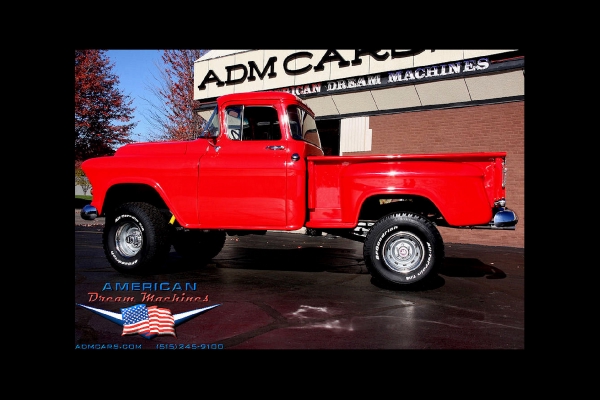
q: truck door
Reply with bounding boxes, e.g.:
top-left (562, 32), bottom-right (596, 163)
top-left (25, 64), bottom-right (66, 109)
top-left (197, 105), bottom-right (288, 229)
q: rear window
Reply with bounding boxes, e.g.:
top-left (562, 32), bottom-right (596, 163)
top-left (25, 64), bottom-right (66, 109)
top-left (287, 105), bottom-right (321, 148)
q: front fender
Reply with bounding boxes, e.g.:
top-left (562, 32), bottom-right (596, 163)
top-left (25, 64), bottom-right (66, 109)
top-left (82, 147), bottom-right (203, 226)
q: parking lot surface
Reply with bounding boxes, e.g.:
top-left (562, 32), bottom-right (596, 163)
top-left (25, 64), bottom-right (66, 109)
top-left (75, 213), bottom-right (525, 350)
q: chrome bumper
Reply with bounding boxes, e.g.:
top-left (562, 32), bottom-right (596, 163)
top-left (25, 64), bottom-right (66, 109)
top-left (80, 204), bottom-right (98, 221)
top-left (493, 207), bottom-right (518, 228)
top-left (460, 207), bottom-right (519, 230)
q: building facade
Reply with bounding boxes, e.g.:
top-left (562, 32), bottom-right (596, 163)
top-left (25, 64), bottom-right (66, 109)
top-left (193, 50), bottom-right (524, 248)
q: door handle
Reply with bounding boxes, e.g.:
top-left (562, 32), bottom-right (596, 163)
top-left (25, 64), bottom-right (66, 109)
top-left (266, 145), bottom-right (285, 150)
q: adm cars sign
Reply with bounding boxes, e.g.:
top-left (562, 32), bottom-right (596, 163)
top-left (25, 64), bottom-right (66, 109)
top-left (195, 49), bottom-right (510, 99)
top-left (197, 50), bottom-right (427, 89)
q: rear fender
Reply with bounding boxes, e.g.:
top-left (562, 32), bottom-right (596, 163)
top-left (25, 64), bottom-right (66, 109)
top-left (340, 161), bottom-right (493, 227)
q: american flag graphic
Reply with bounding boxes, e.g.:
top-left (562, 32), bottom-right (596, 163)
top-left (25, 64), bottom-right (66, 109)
top-left (121, 304), bottom-right (176, 338)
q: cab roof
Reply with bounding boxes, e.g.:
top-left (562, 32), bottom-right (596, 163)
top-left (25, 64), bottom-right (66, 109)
top-left (217, 91), bottom-right (313, 115)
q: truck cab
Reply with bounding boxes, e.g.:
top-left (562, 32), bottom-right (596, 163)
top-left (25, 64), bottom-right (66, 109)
top-left (196, 91), bottom-right (323, 231)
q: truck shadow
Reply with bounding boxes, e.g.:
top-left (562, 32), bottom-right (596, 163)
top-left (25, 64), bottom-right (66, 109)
top-left (370, 257), bottom-right (506, 291)
top-left (440, 257), bottom-right (507, 280)
top-left (158, 246), bottom-right (506, 291)
top-left (165, 246), bottom-right (368, 275)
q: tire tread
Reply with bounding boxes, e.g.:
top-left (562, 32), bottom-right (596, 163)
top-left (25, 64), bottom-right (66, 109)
top-left (363, 212), bottom-right (444, 285)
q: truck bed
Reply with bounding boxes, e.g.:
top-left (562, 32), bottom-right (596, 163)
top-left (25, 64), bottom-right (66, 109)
top-left (306, 152), bottom-right (507, 228)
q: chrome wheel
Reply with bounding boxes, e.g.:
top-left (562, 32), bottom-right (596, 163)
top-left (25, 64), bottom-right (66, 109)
top-left (382, 231), bottom-right (424, 273)
top-left (114, 222), bottom-right (143, 257)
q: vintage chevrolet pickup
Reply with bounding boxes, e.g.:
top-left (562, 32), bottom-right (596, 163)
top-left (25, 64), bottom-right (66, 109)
top-left (81, 91), bottom-right (517, 286)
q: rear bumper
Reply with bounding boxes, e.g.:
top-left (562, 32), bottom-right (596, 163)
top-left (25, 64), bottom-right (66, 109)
top-left (80, 204), bottom-right (98, 221)
top-left (460, 207), bottom-right (519, 230)
top-left (493, 207), bottom-right (518, 228)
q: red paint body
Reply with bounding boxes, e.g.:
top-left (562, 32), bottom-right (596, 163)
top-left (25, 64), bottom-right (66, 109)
top-left (82, 91), bottom-right (508, 231)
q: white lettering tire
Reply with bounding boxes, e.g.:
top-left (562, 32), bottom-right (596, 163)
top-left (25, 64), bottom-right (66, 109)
top-left (102, 202), bottom-right (171, 274)
top-left (363, 212), bottom-right (444, 286)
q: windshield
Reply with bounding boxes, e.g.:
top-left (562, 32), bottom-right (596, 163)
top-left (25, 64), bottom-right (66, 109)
top-left (198, 106), bottom-right (219, 138)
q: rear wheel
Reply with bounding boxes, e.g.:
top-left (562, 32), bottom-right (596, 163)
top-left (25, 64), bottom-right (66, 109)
top-left (103, 202), bottom-right (170, 274)
top-left (173, 230), bottom-right (226, 263)
top-left (363, 212), bottom-right (444, 286)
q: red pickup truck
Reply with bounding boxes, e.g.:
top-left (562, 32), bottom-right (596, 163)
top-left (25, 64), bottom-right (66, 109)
top-left (81, 91), bottom-right (517, 286)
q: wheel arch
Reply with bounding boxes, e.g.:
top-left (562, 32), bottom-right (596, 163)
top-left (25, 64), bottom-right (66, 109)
top-left (356, 193), bottom-right (445, 225)
top-left (102, 184), bottom-right (169, 218)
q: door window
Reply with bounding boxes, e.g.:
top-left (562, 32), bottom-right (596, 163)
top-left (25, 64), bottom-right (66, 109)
top-left (225, 106), bottom-right (282, 141)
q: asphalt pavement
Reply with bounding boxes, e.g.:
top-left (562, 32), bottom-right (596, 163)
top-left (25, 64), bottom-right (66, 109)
top-left (75, 209), bottom-right (525, 350)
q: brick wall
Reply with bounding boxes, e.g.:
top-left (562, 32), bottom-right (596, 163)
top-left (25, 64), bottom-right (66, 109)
top-left (351, 101), bottom-right (524, 248)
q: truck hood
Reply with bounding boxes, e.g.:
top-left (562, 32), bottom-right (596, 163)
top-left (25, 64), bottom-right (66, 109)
top-left (114, 141), bottom-right (189, 156)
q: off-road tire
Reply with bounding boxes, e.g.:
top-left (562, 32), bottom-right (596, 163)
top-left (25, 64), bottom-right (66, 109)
top-left (173, 230), bottom-right (226, 263)
top-left (363, 212), bottom-right (444, 286)
top-left (103, 202), bottom-right (170, 274)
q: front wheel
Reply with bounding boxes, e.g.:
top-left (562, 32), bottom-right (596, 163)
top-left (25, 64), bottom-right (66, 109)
top-left (103, 202), bottom-right (171, 274)
top-left (363, 212), bottom-right (444, 286)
